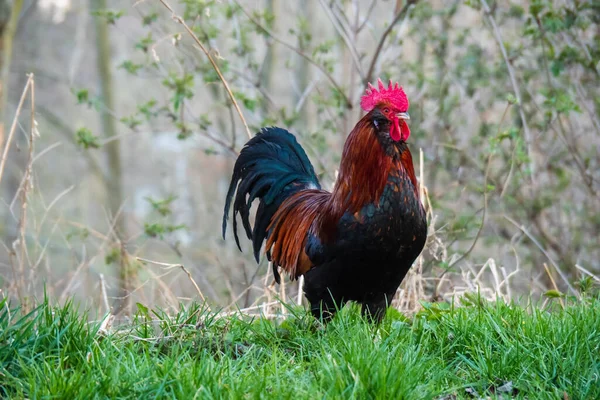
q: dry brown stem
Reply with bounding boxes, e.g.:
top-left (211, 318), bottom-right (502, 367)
top-left (0, 74), bottom-right (34, 188)
top-left (0, 74), bottom-right (36, 310)
top-left (504, 215), bottom-right (577, 296)
top-left (136, 256), bottom-right (207, 304)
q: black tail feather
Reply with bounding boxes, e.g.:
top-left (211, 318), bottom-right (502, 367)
top-left (223, 127), bottom-right (320, 263)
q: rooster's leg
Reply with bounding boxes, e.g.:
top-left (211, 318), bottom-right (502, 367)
top-left (361, 293), bottom-right (393, 323)
top-left (309, 295), bottom-right (345, 323)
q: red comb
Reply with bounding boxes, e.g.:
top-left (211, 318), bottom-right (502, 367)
top-left (360, 78), bottom-right (409, 112)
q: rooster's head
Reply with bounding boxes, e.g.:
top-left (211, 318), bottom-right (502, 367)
top-left (360, 78), bottom-right (410, 142)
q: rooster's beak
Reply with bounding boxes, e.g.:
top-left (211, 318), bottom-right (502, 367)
top-left (396, 112), bottom-right (410, 121)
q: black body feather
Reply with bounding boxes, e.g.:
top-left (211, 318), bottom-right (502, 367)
top-left (223, 126), bottom-right (427, 322)
top-left (303, 167), bottom-right (427, 321)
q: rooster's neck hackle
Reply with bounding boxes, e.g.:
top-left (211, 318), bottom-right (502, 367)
top-left (333, 116), bottom-right (393, 214)
top-left (316, 114), bottom-right (418, 241)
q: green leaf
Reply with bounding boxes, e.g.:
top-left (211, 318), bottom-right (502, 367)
top-left (120, 115), bottom-right (142, 130)
top-left (138, 99), bottom-right (158, 120)
top-left (144, 223), bottom-right (186, 239)
top-left (163, 73), bottom-right (195, 111)
top-left (142, 12), bottom-right (158, 26)
top-left (119, 60), bottom-right (143, 75)
top-left (550, 60), bottom-right (564, 77)
top-left (135, 33), bottom-right (154, 53)
top-left (74, 89), bottom-right (90, 105)
top-left (136, 303), bottom-right (150, 318)
top-left (92, 9), bottom-right (125, 24)
top-left (145, 195), bottom-right (178, 217)
top-left (75, 128), bottom-right (100, 149)
top-left (105, 248), bottom-right (120, 265)
top-left (542, 89), bottom-right (581, 115)
top-left (544, 290), bottom-right (564, 298)
top-left (505, 93), bottom-right (518, 105)
top-left (199, 114), bottom-right (212, 130)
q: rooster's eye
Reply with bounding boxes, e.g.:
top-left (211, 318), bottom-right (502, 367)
top-left (383, 107), bottom-right (390, 114)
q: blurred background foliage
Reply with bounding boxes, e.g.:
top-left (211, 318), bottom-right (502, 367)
top-left (0, 0), bottom-right (598, 315)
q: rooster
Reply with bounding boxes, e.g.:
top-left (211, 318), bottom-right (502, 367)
top-left (223, 79), bottom-right (427, 321)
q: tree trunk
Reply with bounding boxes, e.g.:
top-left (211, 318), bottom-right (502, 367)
top-left (0, 1), bottom-right (26, 304)
top-left (0, 0), bottom-right (21, 137)
top-left (0, 0), bottom-right (23, 242)
top-left (91, 0), bottom-right (128, 315)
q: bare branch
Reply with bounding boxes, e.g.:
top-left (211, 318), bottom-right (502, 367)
top-left (442, 103), bottom-right (512, 275)
top-left (575, 264), bottom-right (600, 283)
top-left (0, 74), bottom-right (34, 188)
top-left (364, 0), bottom-right (418, 86)
top-left (504, 215), bottom-right (577, 297)
top-left (357, 0), bottom-right (377, 33)
top-left (296, 275), bottom-right (304, 305)
top-left (99, 273), bottom-right (111, 313)
top-left (37, 105), bottom-right (108, 185)
top-left (234, 0), bottom-right (353, 108)
top-left (317, 0), bottom-right (364, 81)
top-left (480, 0), bottom-right (535, 179)
top-left (157, 0), bottom-right (253, 139)
top-left (136, 256), bottom-right (207, 303)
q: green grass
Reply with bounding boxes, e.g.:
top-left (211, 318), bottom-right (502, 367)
top-left (0, 296), bottom-right (599, 399)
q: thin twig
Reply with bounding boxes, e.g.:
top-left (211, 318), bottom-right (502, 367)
top-left (136, 256), bottom-right (182, 268)
top-left (444, 103), bottom-right (513, 273)
top-left (36, 185), bottom-right (75, 238)
top-left (480, 0), bottom-right (535, 178)
top-left (263, 261), bottom-right (274, 316)
top-left (0, 74), bottom-right (34, 187)
top-left (99, 273), bottom-right (111, 313)
top-left (295, 79), bottom-right (319, 113)
top-left (234, 0), bottom-right (352, 108)
top-left (317, 0), bottom-right (364, 80)
top-left (157, 0), bottom-right (252, 139)
top-left (357, 0), bottom-right (377, 33)
top-left (296, 275), bottom-right (304, 306)
top-left (135, 260), bottom-right (181, 307)
top-left (180, 264), bottom-right (207, 303)
top-left (59, 203), bottom-right (127, 304)
top-left (364, 0), bottom-right (418, 86)
top-left (414, 147), bottom-right (425, 304)
top-left (97, 313), bottom-right (114, 336)
top-left (574, 82), bottom-right (600, 138)
top-left (575, 264), bottom-right (600, 283)
top-left (136, 256), bottom-right (207, 303)
top-left (37, 105), bottom-right (108, 185)
top-left (224, 283), bottom-right (264, 310)
top-left (279, 273), bottom-right (286, 315)
top-left (217, 301), bottom-right (280, 318)
top-left (12, 74), bottom-right (36, 311)
top-left (503, 215), bottom-right (577, 297)
top-left (543, 262), bottom-right (565, 309)
top-left (60, 257), bottom-right (94, 304)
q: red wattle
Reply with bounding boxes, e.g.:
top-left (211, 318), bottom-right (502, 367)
top-left (400, 120), bottom-right (411, 141)
top-left (391, 118), bottom-right (401, 142)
